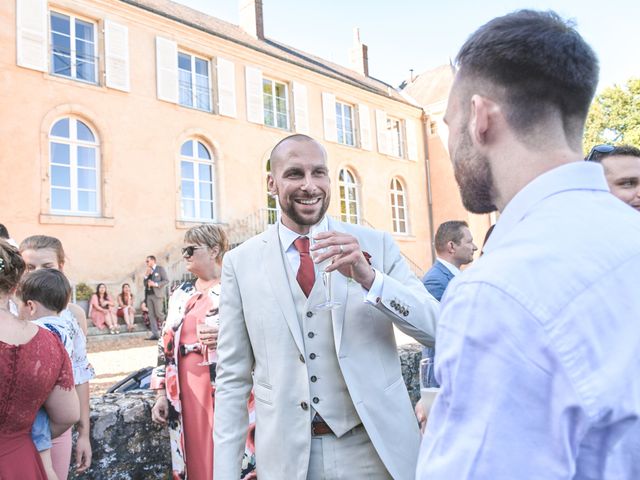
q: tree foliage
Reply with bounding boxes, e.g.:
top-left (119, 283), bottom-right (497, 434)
top-left (583, 78), bottom-right (640, 154)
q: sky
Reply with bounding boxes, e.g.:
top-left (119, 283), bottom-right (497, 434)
top-left (174, 0), bottom-right (639, 92)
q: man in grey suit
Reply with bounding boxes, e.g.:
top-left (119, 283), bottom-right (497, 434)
top-left (143, 255), bottom-right (168, 340)
top-left (214, 134), bottom-right (439, 479)
top-left (422, 221), bottom-right (477, 301)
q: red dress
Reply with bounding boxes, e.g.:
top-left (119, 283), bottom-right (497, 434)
top-left (0, 328), bottom-right (74, 479)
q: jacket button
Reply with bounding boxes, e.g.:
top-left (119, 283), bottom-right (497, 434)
top-left (403, 310), bottom-right (409, 317)
top-left (306, 311), bottom-right (314, 318)
top-left (299, 354), bottom-right (305, 363)
top-left (312, 397), bottom-right (319, 404)
top-left (309, 353), bottom-right (317, 360)
top-left (310, 375), bottom-right (317, 382)
top-left (390, 300), bottom-right (397, 307)
top-left (308, 332), bottom-right (315, 338)
top-left (301, 401), bottom-right (309, 410)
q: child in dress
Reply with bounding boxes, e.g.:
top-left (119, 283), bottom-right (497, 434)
top-left (17, 269), bottom-right (75, 480)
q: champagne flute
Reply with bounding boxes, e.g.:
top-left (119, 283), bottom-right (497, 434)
top-left (309, 225), bottom-right (342, 311)
top-left (419, 358), bottom-right (440, 417)
top-left (196, 316), bottom-right (218, 367)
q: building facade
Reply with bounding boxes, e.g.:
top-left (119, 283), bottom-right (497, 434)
top-left (2, 0), bottom-right (444, 293)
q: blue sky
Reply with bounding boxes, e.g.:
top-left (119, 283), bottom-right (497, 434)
top-left (175, 0), bottom-right (639, 91)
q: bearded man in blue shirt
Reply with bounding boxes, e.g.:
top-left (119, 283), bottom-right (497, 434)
top-left (416, 10), bottom-right (640, 480)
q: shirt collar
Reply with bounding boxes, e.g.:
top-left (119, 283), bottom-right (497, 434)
top-left (278, 216), bottom-right (329, 252)
top-left (483, 161), bottom-right (609, 255)
top-left (436, 257), bottom-right (461, 276)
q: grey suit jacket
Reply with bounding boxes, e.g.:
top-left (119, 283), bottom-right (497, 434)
top-left (146, 265), bottom-right (169, 298)
top-left (214, 219), bottom-right (439, 480)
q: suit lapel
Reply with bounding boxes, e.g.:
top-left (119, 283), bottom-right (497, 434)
top-left (262, 225), bottom-right (305, 354)
top-left (327, 217), bottom-right (349, 352)
top-left (436, 260), bottom-right (455, 281)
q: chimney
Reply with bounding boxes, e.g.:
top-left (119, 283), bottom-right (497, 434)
top-left (239, 0), bottom-right (264, 40)
top-left (349, 27), bottom-right (369, 77)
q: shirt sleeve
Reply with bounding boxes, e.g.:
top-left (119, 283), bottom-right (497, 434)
top-left (416, 281), bottom-right (589, 480)
top-left (363, 268), bottom-right (383, 304)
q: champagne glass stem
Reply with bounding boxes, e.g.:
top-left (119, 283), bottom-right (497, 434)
top-left (322, 270), bottom-right (331, 304)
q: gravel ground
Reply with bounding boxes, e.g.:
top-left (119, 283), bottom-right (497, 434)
top-left (86, 333), bottom-right (157, 396)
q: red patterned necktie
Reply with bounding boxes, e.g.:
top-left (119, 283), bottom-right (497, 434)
top-left (294, 236), bottom-right (315, 297)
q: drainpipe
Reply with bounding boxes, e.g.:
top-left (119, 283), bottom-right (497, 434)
top-left (421, 111), bottom-right (436, 264)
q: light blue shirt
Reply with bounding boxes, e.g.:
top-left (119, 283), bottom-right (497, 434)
top-left (417, 162), bottom-right (640, 479)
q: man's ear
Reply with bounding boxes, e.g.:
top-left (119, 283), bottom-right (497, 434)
top-left (267, 173), bottom-right (277, 196)
top-left (469, 94), bottom-right (499, 147)
top-left (26, 300), bottom-right (37, 317)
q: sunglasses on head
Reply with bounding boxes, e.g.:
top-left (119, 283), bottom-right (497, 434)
top-left (181, 245), bottom-right (206, 258)
top-left (586, 144), bottom-right (615, 161)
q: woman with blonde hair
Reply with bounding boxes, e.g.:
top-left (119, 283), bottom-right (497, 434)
top-left (150, 224), bottom-right (256, 479)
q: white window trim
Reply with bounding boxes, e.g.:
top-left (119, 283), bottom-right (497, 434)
top-left (49, 118), bottom-right (101, 217)
top-left (180, 140), bottom-right (216, 222)
top-left (178, 52), bottom-right (212, 112)
top-left (49, 10), bottom-right (98, 84)
top-left (390, 178), bottom-right (409, 234)
top-left (262, 77), bottom-right (290, 130)
top-left (336, 101), bottom-right (356, 146)
top-left (339, 168), bottom-right (360, 224)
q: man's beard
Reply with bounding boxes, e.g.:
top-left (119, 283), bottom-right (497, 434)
top-left (281, 195), bottom-right (330, 226)
top-left (453, 130), bottom-right (497, 214)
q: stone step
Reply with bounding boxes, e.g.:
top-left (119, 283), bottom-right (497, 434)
top-left (86, 314), bottom-right (160, 337)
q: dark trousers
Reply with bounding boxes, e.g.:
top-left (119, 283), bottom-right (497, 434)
top-left (146, 293), bottom-right (164, 337)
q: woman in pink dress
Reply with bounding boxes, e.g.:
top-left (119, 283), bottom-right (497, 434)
top-left (0, 239), bottom-right (80, 479)
top-left (89, 283), bottom-right (118, 333)
top-left (116, 283), bottom-right (136, 332)
top-left (150, 224), bottom-right (256, 480)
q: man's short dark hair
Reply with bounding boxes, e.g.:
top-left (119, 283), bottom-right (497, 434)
top-left (146, 255), bottom-right (156, 262)
top-left (455, 10), bottom-right (599, 142)
top-left (588, 145), bottom-right (640, 163)
top-left (0, 224), bottom-right (9, 239)
top-left (18, 268), bottom-right (71, 313)
top-left (434, 221), bottom-right (469, 254)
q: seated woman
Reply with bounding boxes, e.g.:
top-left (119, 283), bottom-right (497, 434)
top-left (116, 283), bottom-right (136, 333)
top-left (0, 239), bottom-right (80, 479)
top-left (89, 283), bottom-right (118, 334)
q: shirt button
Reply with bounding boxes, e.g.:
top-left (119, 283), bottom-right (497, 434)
top-left (310, 375), bottom-right (317, 382)
top-left (299, 354), bottom-right (305, 363)
top-left (306, 311), bottom-right (314, 318)
top-left (300, 401), bottom-right (309, 410)
top-left (308, 332), bottom-right (315, 338)
top-left (309, 353), bottom-right (316, 360)
top-left (312, 397), bottom-right (319, 404)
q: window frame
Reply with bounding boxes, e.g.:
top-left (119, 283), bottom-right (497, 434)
top-left (387, 116), bottom-right (405, 158)
top-left (49, 117), bottom-right (101, 217)
top-left (390, 177), bottom-right (409, 234)
top-left (338, 167), bottom-right (361, 224)
top-left (336, 101), bottom-right (356, 146)
top-left (178, 51), bottom-right (212, 112)
top-left (179, 139), bottom-right (216, 222)
top-left (262, 78), bottom-right (290, 130)
top-left (49, 10), bottom-right (98, 84)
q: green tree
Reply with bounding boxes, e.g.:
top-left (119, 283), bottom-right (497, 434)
top-left (583, 77), bottom-right (640, 154)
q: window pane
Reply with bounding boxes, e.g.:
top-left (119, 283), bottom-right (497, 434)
top-left (77, 168), bottom-right (96, 189)
top-left (195, 58), bottom-right (208, 76)
top-left (76, 60), bottom-right (96, 82)
top-left (198, 164), bottom-right (212, 182)
top-left (52, 32), bottom-right (70, 55)
top-left (51, 165), bottom-right (70, 187)
top-left (51, 143), bottom-right (70, 164)
top-left (348, 188), bottom-right (357, 202)
top-left (398, 207), bottom-right (406, 220)
top-left (344, 106), bottom-right (352, 120)
top-left (76, 121), bottom-right (95, 142)
top-left (182, 198), bottom-right (195, 218)
top-left (263, 79), bottom-right (273, 96)
top-left (178, 53), bottom-right (191, 71)
top-left (197, 142), bottom-right (211, 160)
top-left (398, 194), bottom-right (404, 207)
top-left (276, 97), bottom-right (287, 115)
top-left (77, 146), bottom-right (96, 167)
top-left (75, 19), bottom-right (94, 42)
top-left (179, 69), bottom-right (193, 107)
top-left (181, 141), bottom-right (193, 157)
top-left (78, 190), bottom-right (97, 212)
top-left (275, 83), bottom-right (286, 99)
top-left (181, 180), bottom-right (195, 199)
top-left (264, 110), bottom-right (275, 127)
top-left (51, 13), bottom-right (70, 35)
top-left (51, 188), bottom-right (71, 210)
top-left (277, 113), bottom-right (288, 129)
top-left (181, 161), bottom-right (194, 179)
top-left (51, 118), bottom-right (69, 138)
top-left (199, 182), bottom-right (213, 200)
top-left (52, 53), bottom-right (71, 77)
top-left (199, 201), bottom-right (214, 219)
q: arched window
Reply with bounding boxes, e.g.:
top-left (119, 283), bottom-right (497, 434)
top-left (265, 159), bottom-right (279, 225)
top-left (390, 177), bottom-right (408, 234)
top-left (49, 117), bottom-right (100, 215)
top-left (339, 168), bottom-right (360, 224)
top-left (180, 139), bottom-right (215, 221)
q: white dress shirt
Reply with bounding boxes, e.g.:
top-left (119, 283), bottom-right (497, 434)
top-left (435, 257), bottom-right (460, 277)
top-left (416, 161), bottom-right (640, 479)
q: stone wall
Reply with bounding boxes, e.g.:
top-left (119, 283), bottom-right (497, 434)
top-left (70, 344), bottom-right (422, 479)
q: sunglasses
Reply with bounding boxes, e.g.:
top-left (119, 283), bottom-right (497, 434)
top-left (586, 144), bottom-right (615, 162)
top-left (181, 245), bottom-right (206, 258)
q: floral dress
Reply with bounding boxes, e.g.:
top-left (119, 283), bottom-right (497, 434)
top-left (151, 280), bottom-right (256, 479)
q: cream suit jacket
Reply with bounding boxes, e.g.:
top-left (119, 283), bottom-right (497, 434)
top-left (214, 219), bottom-right (439, 480)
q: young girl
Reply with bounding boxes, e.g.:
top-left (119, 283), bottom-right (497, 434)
top-left (18, 269), bottom-right (76, 480)
top-left (19, 236), bottom-right (94, 479)
top-left (90, 283), bottom-right (118, 334)
top-left (117, 283), bottom-right (136, 332)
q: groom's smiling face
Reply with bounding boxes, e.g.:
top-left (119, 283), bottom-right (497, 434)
top-left (268, 138), bottom-right (331, 233)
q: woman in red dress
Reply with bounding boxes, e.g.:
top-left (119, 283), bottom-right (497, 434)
top-left (0, 240), bottom-right (80, 479)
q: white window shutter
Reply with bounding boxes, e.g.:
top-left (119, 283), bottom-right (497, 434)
top-left (16, 0), bottom-right (47, 72)
top-left (375, 109), bottom-right (389, 155)
top-left (358, 104), bottom-right (372, 150)
top-left (292, 82), bottom-right (309, 134)
top-left (104, 20), bottom-right (130, 92)
top-left (322, 92), bottom-right (337, 143)
top-left (245, 66), bottom-right (264, 124)
top-left (155, 36), bottom-right (178, 103)
top-left (217, 57), bottom-right (237, 118)
top-left (406, 119), bottom-right (419, 161)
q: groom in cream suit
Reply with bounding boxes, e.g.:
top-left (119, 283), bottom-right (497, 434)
top-left (214, 134), bottom-right (439, 479)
